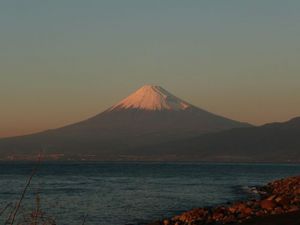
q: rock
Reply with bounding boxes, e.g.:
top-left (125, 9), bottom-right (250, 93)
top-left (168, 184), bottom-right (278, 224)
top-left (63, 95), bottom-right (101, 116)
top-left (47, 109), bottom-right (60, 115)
top-left (212, 212), bottom-right (224, 221)
top-left (163, 219), bottom-right (171, 225)
top-left (274, 207), bottom-right (284, 214)
top-left (293, 187), bottom-right (300, 194)
top-left (228, 202), bottom-right (248, 214)
top-left (288, 205), bottom-right (299, 212)
top-left (172, 208), bottom-right (208, 223)
top-left (260, 199), bottom-right (277, 211)
top-left (147, 176), bottom-right (300, 225)
top-left (267, 195), bottom-right (277, 201)
top-left (255, 210), bottom-right (265, 217)
top-left (241, 207), bottom-right (253, 216)
top-left (222, 214), bottom-right (237, 223)
top-left (275, 196), bottom-right (290, 207)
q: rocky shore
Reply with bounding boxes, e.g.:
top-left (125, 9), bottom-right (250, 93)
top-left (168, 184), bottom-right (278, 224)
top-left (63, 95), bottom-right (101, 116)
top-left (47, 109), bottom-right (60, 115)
top-left (148, 176), bottom-right (300, 225)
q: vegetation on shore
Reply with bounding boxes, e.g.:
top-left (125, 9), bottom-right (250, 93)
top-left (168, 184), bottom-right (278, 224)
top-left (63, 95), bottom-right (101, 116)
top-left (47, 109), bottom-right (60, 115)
top-left (0, 160), bottom-right (87, 225)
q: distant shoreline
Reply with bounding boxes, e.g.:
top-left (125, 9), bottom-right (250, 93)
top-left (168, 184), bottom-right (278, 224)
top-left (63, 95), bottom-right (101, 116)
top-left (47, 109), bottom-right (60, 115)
top-left (0, 160), bottom-right (300, 165)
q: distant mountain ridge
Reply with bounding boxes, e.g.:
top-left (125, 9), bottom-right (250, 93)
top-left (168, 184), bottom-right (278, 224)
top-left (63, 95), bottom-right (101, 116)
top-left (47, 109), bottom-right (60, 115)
top-left (137, 117), bottom-right (300, 162)
top-left (0, 85), bottom-right (250, 160)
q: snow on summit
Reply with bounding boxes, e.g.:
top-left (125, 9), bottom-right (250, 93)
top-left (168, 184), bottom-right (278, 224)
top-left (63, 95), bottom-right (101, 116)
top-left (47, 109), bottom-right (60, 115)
top-left (109, 85), bottom-right (192, 111)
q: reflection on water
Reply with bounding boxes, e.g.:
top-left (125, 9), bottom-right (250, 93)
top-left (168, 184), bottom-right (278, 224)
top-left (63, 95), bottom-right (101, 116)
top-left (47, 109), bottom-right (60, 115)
top-left (1, 162), bottom-right (300, 225)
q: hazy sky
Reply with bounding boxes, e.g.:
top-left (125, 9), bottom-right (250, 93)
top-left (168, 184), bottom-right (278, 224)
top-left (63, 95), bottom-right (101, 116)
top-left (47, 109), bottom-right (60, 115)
top-left (1, 0), bottom-right (300, 137)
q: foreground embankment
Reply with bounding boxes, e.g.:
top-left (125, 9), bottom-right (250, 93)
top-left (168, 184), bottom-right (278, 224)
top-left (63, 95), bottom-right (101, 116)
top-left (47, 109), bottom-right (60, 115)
top-left (148, 176), bottom-right (300, 225)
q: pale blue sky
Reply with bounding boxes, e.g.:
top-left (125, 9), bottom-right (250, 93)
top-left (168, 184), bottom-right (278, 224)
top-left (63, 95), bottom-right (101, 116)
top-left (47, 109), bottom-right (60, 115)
top-left (1, 0), bottom-right (300, 137)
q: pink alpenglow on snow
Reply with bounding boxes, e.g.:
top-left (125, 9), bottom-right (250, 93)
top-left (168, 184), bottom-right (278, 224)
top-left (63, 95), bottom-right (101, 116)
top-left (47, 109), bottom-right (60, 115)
top-left (109, 85), bottom-right (192, 111)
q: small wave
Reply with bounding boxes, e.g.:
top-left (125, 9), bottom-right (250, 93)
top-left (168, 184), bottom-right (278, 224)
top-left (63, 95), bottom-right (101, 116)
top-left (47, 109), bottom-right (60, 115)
top-left (231, 185), bottom-right (261, 199)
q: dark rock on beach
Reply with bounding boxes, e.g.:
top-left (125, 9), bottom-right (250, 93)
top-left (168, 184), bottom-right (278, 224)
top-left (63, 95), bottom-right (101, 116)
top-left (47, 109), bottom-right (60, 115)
top-left (233, 210), bottom-right (300, 225)
top-left (147, 176), bottom-right (300, 225)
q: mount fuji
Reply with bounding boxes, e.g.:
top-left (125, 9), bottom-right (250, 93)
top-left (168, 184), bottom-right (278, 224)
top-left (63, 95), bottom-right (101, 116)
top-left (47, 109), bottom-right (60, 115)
top-left (0, 85), bottom-right (251, 160)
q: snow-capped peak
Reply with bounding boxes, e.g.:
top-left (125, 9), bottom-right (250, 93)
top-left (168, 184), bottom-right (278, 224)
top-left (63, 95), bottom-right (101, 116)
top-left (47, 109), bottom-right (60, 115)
top-left (109, 85), bottom-right (193, 111)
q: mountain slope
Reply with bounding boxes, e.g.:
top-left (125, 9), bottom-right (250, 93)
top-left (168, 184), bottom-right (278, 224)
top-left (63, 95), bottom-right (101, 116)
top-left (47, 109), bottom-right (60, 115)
top-left (139, 117), bottom-right (300, 162)
top-left (0, 85), bottom-right (250, 160)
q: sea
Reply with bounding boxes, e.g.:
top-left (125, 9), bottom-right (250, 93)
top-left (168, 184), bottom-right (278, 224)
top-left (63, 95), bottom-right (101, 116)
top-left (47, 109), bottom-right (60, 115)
top-left (1, 162), bottom-right (300, 225)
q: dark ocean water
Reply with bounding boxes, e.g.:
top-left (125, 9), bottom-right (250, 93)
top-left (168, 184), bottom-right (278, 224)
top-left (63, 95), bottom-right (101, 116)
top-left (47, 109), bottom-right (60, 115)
top-left (1, 162), bottom-right (300, 225)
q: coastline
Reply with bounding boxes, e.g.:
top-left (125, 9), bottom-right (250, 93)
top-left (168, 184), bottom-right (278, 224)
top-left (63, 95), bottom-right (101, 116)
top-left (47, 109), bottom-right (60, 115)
top-left (147, 175), bottom-right (300, 225)
top-left (233, 211), bottom-right (300, 225)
